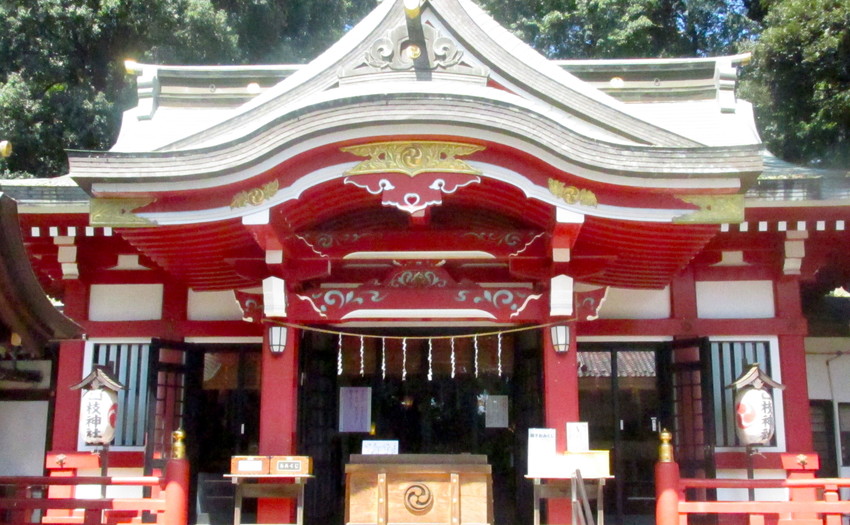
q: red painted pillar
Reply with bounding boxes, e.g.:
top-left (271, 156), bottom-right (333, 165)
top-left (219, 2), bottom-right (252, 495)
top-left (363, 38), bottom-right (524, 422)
top-left (655, 461), bottom-right (681, 525)
top-left (164, 455), bottom-right (190, 525)
top-left (775, 276), bottom-right (813, 453)
top-left (543, 322), bottom-right (579, 451)
top-left (542, 321), bottom-right (579, 522)
top-left (51, 280), bottom-right (88, 450)
top-left (257, 326), bottom-right (299, 523)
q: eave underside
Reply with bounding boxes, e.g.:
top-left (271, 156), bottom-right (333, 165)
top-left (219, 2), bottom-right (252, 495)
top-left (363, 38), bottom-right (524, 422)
top-left (0, 195), bottom-right (82, 353)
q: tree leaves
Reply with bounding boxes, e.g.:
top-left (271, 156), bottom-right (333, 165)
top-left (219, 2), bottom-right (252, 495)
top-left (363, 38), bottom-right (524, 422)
top-left (743, 0), bottom-right (850, 167)
top-left (1, 0), bottom-right (846, 175)
top-left (0, 0), bottom-right (243, 177)
top-left (476, 0), bottom-right (759, 58)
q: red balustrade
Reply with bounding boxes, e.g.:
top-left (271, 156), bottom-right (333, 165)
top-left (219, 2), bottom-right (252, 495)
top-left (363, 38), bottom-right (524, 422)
top-left (656, 431), bottom-right (850, 525)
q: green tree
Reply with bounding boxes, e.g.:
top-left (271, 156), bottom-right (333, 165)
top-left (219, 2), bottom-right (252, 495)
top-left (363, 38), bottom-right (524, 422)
top-left (743, 0), bottom-right (850, 168)
top-left (0, 0), bottom-right (377, 177)
top-left (0, 0), bottom-right (240, 177)
top-left (474, 0), bottom-right (759, 58)
top-left (213, 0), bottom-right (375, 63)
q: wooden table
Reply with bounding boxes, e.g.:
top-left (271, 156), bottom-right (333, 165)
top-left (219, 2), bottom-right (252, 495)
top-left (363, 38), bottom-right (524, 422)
top-left (224, 474), bottom-right (312, 525)
top-left (527, 475), bottom-right (611, 525)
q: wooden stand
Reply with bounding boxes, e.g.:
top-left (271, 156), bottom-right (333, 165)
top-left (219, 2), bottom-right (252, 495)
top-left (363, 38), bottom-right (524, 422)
top-left (225, 474), bottom-right (312, 525)
top-left (527, 475), bottom-right (610, 525)
top-left (345, 454), bottom-right (493, 525)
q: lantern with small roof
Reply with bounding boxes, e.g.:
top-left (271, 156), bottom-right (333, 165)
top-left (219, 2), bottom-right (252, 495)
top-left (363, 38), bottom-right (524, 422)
top-left (726, 363), bottom-right (785, 446)
top-left (71, 365), bottom-right (126, 446)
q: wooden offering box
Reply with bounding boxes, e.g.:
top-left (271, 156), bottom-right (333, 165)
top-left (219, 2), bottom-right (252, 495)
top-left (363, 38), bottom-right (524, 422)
top-left (345, 454), bottom-right (493, 525)
top-left (230, 455), bottom-right (269, 475)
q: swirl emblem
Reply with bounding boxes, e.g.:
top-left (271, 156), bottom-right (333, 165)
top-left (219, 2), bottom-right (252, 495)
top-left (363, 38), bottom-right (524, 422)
top-left (403, 484), bottom-right (433, 514)
top-left (400, 145), bottom-right (423, 170)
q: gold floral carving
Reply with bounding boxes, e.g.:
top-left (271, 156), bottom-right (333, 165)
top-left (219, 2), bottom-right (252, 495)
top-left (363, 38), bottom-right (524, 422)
top-left (231, 180), bottom-right (279, 209)
top-left (673, 194), bottom-right (744, 224)
top-left (548, 179), bottom-right (598, 207)
top-left (341, 141), bottom-right (485, 177)
top-left (89, 197), bottom-right (155, 227)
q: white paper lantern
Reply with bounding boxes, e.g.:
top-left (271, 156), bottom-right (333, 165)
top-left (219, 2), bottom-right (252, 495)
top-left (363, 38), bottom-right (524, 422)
top-left (80, 388), bottom-right (119, 445)
top-left (734, 387), bottom-right (775, 446)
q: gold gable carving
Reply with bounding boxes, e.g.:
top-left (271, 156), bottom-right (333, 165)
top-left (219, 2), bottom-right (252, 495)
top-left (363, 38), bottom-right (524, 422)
top-left (231, 180), bottom-right (279, 209)
top-left (673, 194), bottom-right (744, 224)
top-left (342, 141), bottom-right (485, 177)
top-left (548, 179), bottom-right (598, 207)
top-left (90, 198), bottom-right (156, 227)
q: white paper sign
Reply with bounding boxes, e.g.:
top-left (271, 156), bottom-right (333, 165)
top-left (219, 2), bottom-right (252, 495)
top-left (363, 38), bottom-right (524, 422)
top-left (362, 440), bottom-right (399, 455)
top-left (339, 387), bottom-right (371, 433)
top-left (566, 422), bottom-right (589, 452)
top-left (485, 395), bottom-right (509, 428)
top-left (527, 428), bottom-right (557, 477)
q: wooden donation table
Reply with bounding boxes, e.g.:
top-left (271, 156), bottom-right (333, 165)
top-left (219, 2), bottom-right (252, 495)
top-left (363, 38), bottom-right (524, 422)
top-left (526, 451), bottom-right (612, 525)
top-left (527, 475), bottom-right (609, 525)
top-left (225, 474), bottom-right (312, 525)
top-left (226, 455), bottom-right (312, 525)
top-left (345, 454), bottom-right (493, 525)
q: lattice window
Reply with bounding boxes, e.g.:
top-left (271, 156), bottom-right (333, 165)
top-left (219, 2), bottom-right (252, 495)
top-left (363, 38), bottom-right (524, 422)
top-left (83, 342), bottom-right (151, 448)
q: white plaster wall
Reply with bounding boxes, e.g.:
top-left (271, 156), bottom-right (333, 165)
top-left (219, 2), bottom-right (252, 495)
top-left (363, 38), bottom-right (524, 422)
top-left (806, 338), bottom-right (850, 498)
top-left (187, 289), bottom-right (243, 320)
top-left (0, 401), bottom-right (49, 475)
top-left (806, 337), bottom-right (850, 401)
top-left (89, 284), bottom-right (164, 321)
top-left (596, 286), bottom-right (671, 319)
top-left (695, 280), bottom-right (775, 318)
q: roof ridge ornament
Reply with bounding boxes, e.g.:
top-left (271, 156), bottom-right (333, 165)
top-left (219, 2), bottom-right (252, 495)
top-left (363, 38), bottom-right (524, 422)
top-left (404, 0), bottom-right (425, 19)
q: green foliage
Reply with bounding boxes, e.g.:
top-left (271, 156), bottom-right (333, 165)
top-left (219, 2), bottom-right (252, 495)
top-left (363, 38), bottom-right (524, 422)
top-left (213, 0), bottom-right (375, 63)
top-left (0, 0), bottom-right (377, 177)
top-left (1, 0), bottom-right (846, 175)
top-left (743, 0), bottom-right (850, 168)
top-left (474, 0), bottom-right (759, 58)
top-left (0, 0), bottom-right (243, 177)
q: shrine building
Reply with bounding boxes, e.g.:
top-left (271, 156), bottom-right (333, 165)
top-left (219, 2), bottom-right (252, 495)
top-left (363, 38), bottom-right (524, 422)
top-left (2, 0), bottom-right (850, 524)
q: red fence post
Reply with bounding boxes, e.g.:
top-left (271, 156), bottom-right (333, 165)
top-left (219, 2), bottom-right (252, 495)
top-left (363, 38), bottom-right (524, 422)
top-left (782, 453), bottom-right (819, 521)
top-left (163, 430), bottom-right (190, 525)
top-left (823, 483), bottom-right (841, 525)
top-left (656, 430), bottom-right (681, 525)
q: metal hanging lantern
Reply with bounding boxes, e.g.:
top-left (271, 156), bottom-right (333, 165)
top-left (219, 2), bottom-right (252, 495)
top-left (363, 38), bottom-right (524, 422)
top-left (727, 363), bottom-right (785, 446)
top-left (71, 365), bottom-right (126, 446)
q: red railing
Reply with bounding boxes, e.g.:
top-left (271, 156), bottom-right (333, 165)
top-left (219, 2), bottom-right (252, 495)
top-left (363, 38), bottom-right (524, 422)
top-left (0, 433), bottom-right (188, 525)
top-left (656, 432), bottom-right (850, 525)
